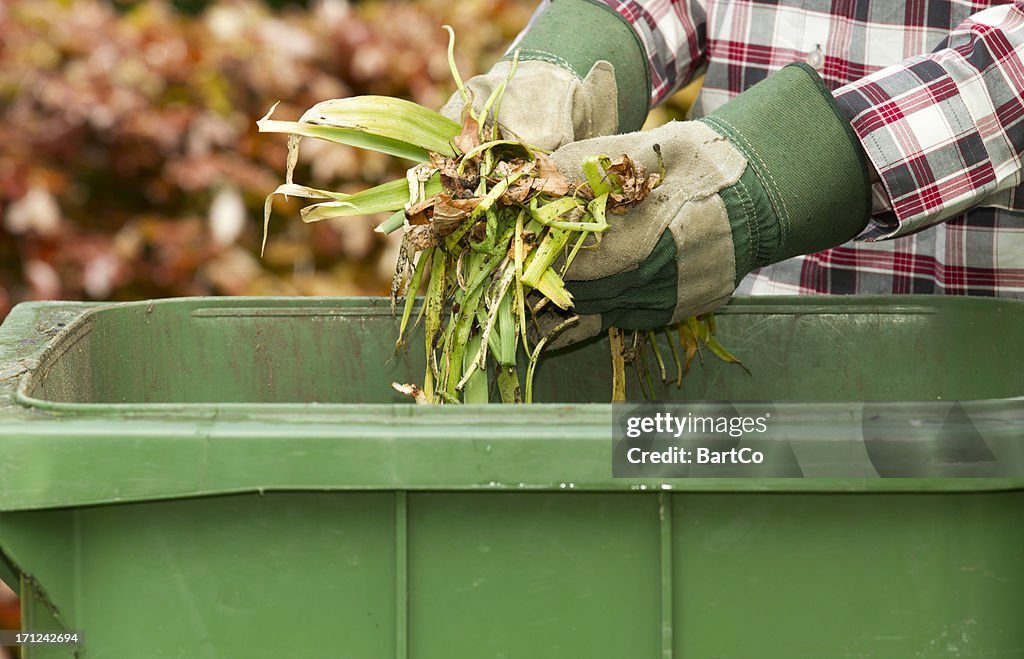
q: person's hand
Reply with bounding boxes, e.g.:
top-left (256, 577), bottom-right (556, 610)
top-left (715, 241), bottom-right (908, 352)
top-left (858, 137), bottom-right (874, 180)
top-left (541, 64), bottom-right (874, 346)
top-left (440, 59), bottom-right (618, 152)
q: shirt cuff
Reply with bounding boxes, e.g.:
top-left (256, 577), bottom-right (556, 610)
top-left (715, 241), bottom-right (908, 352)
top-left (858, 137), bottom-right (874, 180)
top-left (833, 58), bottom-right (997, 241)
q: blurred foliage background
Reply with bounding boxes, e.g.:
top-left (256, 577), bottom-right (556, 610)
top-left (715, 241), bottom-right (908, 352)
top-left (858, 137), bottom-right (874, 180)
top-left (0, 0), bottom-right (694, 322)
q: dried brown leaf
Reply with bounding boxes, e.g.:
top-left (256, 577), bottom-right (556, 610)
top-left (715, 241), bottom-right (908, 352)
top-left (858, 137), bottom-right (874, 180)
top-left (454, 114), bottom-right (481, 154)
top-left (405, 197), bottom-right (435, 226)
top-left (502, 182), bottom-right (533, 204)
top-left (534, 153), bottom-right (560, 179)
top-left (406, 224), bottom-right (439, 251)
top-left (492, 159), bottom-right (534, 179)
top-left (530, 175), bottom-right (570, 197)
top-left (392, 382), bottom-right (428, 404)
top-left (596, 154), bottom-right (663, 212)
top-left (432, 194), bottom-right (479, 236)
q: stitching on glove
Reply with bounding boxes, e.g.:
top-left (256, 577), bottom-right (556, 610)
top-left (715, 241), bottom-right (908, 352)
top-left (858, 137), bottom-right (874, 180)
top-left (702, 115), bottom-right (792, 250)
top-left (510, 49), bottom-right (578, 78)
top-left (730, 178), bottom-right (761, 269)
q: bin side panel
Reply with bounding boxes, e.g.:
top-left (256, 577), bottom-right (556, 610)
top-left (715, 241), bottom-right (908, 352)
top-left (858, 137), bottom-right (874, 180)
top-left (5, 490), bottom-right (1024, 657)
top-left (675, 491), bottom-right (1024, 658)
top-left (407, 492), bottom-right (663, 659)
top-left (4, 493), bottom-right (397, 659)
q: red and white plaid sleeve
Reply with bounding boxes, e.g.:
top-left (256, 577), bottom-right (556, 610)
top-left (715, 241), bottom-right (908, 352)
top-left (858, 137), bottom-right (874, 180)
top-left (833, 2), bottom-right (1024, 240)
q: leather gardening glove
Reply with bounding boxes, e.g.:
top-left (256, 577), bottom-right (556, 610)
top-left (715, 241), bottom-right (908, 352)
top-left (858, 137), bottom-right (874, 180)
top-left (544, 63), bottom-right (873, 346)
top-left (440, 0), bottom-right (650, 150)
top-left (440, 59), bottom-right (618, 151)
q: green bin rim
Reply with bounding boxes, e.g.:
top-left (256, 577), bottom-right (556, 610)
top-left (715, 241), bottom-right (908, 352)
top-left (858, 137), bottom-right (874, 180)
top-left (0, 296), bottom-right (1023, 510)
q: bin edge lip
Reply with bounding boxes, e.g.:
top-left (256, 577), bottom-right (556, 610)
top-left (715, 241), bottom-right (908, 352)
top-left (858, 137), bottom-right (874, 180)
top-left (4, 479), bottom-right (1024, 514)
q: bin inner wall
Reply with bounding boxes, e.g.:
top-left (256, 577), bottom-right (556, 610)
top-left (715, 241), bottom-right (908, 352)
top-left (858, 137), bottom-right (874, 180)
top-left (21, 297), bottom-right (1024, 404)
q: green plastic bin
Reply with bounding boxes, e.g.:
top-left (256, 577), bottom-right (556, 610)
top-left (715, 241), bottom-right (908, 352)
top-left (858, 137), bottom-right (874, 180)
top-left (0, 296), bottom-right (1022, 658)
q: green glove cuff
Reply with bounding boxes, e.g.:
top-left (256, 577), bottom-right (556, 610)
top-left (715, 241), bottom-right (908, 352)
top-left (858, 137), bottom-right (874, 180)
top-left (700, 63), bottom-right (872, 276)
top-left (506, 0), bottom-right (651, 133)
top-left (568, 231), bottom-right (678, 330)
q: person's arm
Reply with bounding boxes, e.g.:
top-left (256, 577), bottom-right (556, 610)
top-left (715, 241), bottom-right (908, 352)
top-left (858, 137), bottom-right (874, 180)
top-left (441, 0), bottom-right (708, 148)
top-left (539, 63), bottom-right (873, 346)
top-left (833, 1), bottom-right (1024, 240)
top-left (569, 0), bottom-right (708, 108)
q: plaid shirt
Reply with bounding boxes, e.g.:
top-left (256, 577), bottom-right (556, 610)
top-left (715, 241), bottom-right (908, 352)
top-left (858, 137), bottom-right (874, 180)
top-left (540, 0), bottom-right (1024, 295)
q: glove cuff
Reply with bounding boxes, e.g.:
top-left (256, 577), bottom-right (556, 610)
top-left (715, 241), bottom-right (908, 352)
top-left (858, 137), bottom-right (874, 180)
top-left (700, 63), bottom-right (872, 275)
top-left (507, 0), bottom-right (651, 133)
